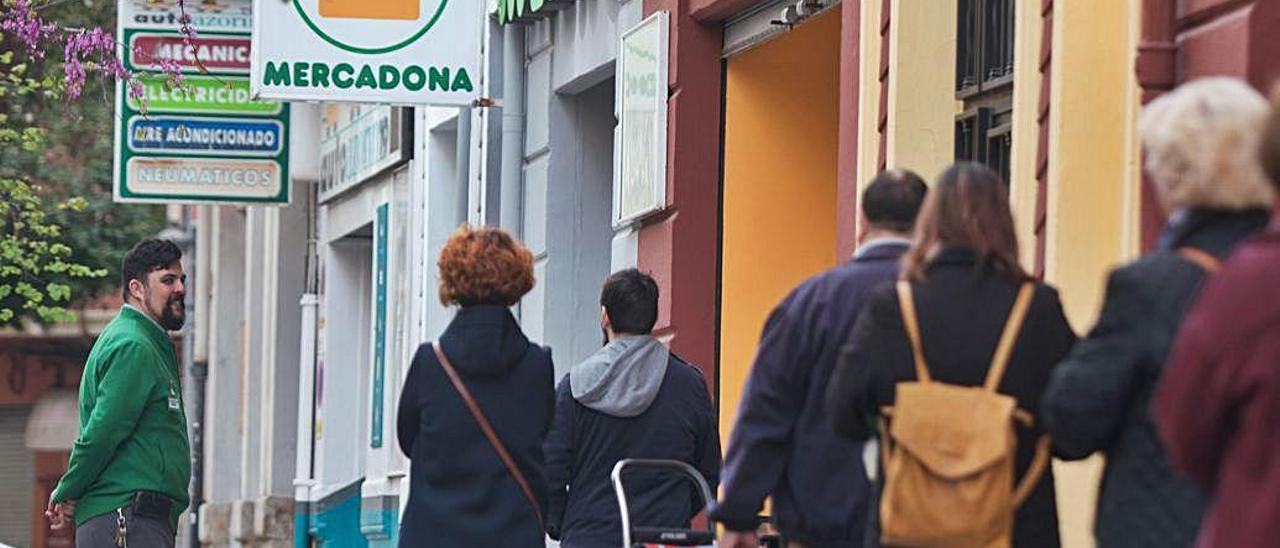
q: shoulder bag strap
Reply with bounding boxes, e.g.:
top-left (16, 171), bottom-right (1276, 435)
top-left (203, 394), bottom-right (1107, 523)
top-left (432, 342), bottom-right (544, 526)
top-left (1178, 247), bottom-right (1220, 273)
top-left (895, 281), bottom-right (932, 383)
top-left (983, 282), bottom-right (1036, 392)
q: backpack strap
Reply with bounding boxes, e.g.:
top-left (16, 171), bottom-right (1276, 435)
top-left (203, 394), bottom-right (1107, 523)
top-left (1012, 435), bottom-right (1052, 507)
top-left (1178, 247), bottom-right (1220, 273)
top-left (983, 283), bottom-right (1036, 392)
top-left (895, 281), bottom-right (932, 383)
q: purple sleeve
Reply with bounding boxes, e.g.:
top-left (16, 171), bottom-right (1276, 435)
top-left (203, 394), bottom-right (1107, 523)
top-left (1155, 302), bottom-right (1235, 490)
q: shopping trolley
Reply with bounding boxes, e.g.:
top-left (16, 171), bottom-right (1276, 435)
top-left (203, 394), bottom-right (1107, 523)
top-left (611, 459), bottom-right (717, 548)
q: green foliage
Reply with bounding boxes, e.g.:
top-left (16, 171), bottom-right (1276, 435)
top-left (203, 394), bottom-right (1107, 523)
top-left (1, 0), bottom-right (164, 327)
top-left (0, 179), bottom-right (108, 326)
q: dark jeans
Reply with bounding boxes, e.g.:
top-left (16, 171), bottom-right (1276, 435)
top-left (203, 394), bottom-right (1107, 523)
top-left (76, 507), bottom-right (174, 548)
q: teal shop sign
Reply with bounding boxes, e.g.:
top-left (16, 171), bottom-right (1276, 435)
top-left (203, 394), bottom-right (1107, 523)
top-left (370, 203), bottom-right (389, 448)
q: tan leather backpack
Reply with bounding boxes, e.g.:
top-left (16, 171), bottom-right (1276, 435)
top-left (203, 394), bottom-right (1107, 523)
top-left (879, 281), bottom-right (1051, 548)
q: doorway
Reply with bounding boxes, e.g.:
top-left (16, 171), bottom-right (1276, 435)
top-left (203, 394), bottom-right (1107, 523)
top-left (318, 227), bottom-right (373, 485)
top-left (717, 9), bottom-right (842, 440)
top-left (540, 78), bottom-right (616, 376)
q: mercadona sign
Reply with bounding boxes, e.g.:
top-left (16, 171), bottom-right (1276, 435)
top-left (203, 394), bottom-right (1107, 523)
top-left (115, 0), bottom-right (291, 205)
top-left (251, 0), bottom-right (481, 105)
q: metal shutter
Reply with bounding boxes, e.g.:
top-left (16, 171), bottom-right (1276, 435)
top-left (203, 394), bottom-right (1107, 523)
top-left (0, 406), bottom-right (34, 547)
top-left (723, 0), bottom-right (841, 58)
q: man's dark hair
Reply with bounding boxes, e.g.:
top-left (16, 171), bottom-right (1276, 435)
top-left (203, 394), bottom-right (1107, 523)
top-left (600, 268), bottom-right (659, 335)
top-left (121, 239), bottom-right (183, 301)
top-left (862, 169), bottom-right (928, 233)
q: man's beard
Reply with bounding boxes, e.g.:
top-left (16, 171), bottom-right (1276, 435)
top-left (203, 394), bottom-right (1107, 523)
top-left (158, 297), bottom-right (186, 331)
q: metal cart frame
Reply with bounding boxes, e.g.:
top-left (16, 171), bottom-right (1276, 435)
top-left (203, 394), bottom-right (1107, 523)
top-left (611, 459), bottom-right (717, 548)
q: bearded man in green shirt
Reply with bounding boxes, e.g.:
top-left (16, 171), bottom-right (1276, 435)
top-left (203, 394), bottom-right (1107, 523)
top-left (46, 238), bottom-right (191, 547)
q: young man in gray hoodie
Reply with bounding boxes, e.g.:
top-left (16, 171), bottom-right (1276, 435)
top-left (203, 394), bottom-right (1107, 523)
top-left (544, 268), bottom-right (721, 547)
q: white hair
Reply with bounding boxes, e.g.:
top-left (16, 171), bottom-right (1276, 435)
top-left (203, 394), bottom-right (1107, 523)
top-left (1139, 77), bottom-right (1276, 210)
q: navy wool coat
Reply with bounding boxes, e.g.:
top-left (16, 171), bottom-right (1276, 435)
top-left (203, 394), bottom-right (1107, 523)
top-left (710, 241), bottom-right (908, 547)
top-left (396, 305), bottom-right (555, 548)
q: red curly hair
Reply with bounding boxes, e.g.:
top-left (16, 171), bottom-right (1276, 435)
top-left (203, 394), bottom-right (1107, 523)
top-left (438, 225), bottom-right (535, 307)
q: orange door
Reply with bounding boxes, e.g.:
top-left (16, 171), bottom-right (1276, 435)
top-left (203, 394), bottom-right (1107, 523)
top-left (718, 9), bottom-right (842, 445)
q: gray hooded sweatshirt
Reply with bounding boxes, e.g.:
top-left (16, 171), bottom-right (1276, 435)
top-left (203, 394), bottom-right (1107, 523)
top-left (569, 334), bottom-right (670, 418)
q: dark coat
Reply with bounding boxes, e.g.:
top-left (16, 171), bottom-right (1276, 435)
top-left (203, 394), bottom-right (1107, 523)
top-left (396, 305), bottom-right (555, 548)
top-left (709, 241), bottom-right (908, 547)
top-left (826, 247), bottom-right (1076, 548)
top-left (1156, 215), bottom-right (1280, 548)
top-left (544, 354), bottom-right (720, 547)
top-left (1041, 209), bottom-right (1269, 548)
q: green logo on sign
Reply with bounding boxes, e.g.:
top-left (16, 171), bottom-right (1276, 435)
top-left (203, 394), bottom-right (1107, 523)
top-left (128, 75), bottom-right (282, 115)
top-left (261, 61), bottom-right (472, 92)
top-left (497, 0), bottom-right (551, 25)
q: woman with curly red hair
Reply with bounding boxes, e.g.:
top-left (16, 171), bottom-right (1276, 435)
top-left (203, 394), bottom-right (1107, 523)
top-left (396, 225), bottom-right (554, 547)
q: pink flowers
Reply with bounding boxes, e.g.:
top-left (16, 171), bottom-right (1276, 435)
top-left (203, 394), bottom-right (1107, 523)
top-left (0, 0), bottom-right (57, 55)
top-left (178, 13), bottom-right (198, 42)
top-left (62, 26), bottom-right (122, 97)
top-left (154, 58), bottom-right (184, 86)
top-left (1, 0), bottom-right (196, 107)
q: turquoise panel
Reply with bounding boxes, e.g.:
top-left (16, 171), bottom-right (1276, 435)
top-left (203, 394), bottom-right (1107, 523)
top-left (296, 482), bottom-right (368, 548)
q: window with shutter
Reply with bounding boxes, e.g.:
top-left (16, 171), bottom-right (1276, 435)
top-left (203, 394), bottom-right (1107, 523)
top-left (955, 0), bottom-right (1015, 185)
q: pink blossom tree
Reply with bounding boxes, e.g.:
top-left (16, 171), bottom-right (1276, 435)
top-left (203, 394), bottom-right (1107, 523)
top-left (0, 0), bottom-right (199, 327)
top-left (2, 0), bottom-right (196, 105)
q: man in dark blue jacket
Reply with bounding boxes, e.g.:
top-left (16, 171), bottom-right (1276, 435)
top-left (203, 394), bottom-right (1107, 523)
top-left (544, 268), bottom-right (721, 547)
top-left (710, 170), bottom-right (927, 548)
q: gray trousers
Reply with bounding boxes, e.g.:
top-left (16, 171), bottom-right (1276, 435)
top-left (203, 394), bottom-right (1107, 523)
top-left (77, 507), bottom-right (175, 548)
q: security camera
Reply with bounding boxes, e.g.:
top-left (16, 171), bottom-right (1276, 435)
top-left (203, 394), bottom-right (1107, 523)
top-left (779, 4), bottom-right (800, 25)
top-left (797, 1), bottom-right (825, 17)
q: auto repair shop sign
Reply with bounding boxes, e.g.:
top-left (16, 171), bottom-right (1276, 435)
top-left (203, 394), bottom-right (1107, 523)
top-left (115, 0), bottom-right (290, 205)
top-left (251, 0), bottom-right (481, 105)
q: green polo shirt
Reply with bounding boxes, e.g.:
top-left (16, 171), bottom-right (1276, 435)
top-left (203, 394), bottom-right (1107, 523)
top-left (52, 305), bottom-right (191, 530)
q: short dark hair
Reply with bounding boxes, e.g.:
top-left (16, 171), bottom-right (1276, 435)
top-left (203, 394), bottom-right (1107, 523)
top-left (600, 268), bottom-right (659, 335)
top-left (862, 169), bottom-right (928, 232)
top-left (121, 239), bottom-right (183, 301)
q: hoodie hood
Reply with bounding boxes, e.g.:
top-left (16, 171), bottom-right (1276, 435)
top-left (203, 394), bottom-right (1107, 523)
top-left (570, 335), bottom-right (669, 417)
top-left (437, 305), bottom-right (531, 378)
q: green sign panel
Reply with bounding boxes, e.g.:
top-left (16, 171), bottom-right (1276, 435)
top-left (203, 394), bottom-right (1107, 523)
top-left (127, 75), bottom-right (281, 115)
top-left (497, 0), bottom-right (566, 25)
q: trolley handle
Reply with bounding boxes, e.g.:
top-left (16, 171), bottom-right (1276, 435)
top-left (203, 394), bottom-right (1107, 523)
top-left (611, 459), bottom-right (716, 547)
top-left (632, 526), bottom-right (717, 545)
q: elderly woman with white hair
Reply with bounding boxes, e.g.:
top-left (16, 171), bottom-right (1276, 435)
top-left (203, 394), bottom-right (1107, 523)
top-left (1041, 77), bottom-right (1275, 548)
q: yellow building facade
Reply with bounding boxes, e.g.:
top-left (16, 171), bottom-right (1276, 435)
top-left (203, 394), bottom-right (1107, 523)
top-left (714, 2), bottom-right (1144, 546)
top-left (647, 0), bottom-right (1278, 545)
